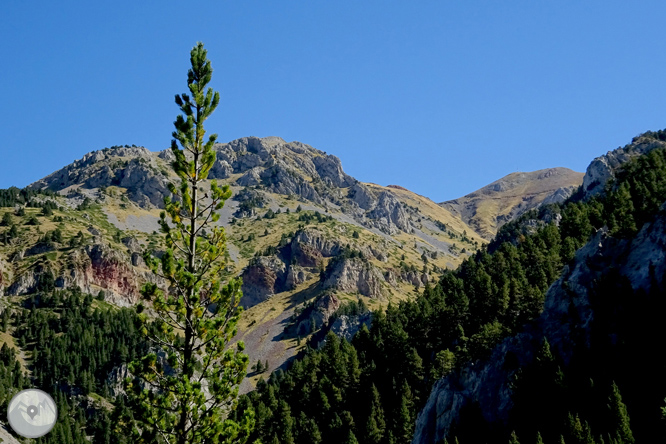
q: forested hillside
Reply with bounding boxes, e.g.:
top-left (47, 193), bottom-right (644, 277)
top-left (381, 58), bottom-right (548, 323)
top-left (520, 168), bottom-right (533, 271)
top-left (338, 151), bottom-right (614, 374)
top-left (234, 139), bottom-right (666, 444)
top-left (1, 288), bottom-right (144, 443)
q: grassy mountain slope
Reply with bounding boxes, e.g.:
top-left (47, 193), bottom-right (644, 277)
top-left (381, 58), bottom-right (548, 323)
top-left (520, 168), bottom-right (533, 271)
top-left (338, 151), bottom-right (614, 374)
top-left (440, 167), bottom-right (584, 239)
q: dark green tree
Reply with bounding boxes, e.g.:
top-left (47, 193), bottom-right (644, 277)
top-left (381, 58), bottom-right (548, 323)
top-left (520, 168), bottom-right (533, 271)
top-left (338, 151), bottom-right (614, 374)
top-left (344, 430), bottom-right (359, 444)
top-left (1, 212), bottom-right (12, 226)
top-left (128, 42), bottom-right (254, 444)
top-left (608, 382), bottom-right (634, 444)
top-left (365, 384), bottom-right (386, 444)
top-left (395, 381), bottom-right (415, 444)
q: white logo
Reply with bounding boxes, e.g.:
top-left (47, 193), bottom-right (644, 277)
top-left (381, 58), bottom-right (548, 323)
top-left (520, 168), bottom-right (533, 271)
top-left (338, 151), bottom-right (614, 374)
top-left (7, 389), bottom-right (58, 438)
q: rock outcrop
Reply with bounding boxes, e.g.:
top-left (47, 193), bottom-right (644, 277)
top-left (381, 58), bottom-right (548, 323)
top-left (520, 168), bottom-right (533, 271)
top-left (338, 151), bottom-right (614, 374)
top-left (582, 134), bottom-right (666, 198)
top-left (400, 270), bottom-right (430, 288)
top-left (313, 154), bottom-right (354, 188)
top-left (6, 262), bottom-right (46, 295)
top-left (540, 185), bottom-right (577, 206)
top-left (116, 160), bottom-right (171, 208)
top-left (290, 228), bottom-right (343, 267)
top-left (329, 312), bottom-right (373, 342)
top-left (0, 256), bottom-right (9, 296)
top-left (239, 225), bottom-right (389, 307)
top-left (240, 256), bottom-right (287, 308)
top-left (27, 136), bottom-right (422, 237)
top-left (4, 243), bottom-right (160, 306)
top-left (236, 168), bottom-right (262, 187)
top-left (259, 161), bottom-right (323, 204)
top-left (367, 190), bottom-right (411, 234)
top-left (349, 182), bottom-right (377, 210)
top-left (284, 265), bottom-right (309, 290)
top-left (298, 293), bottom-right (342, 334)
top-left (322, 257), bottom-right (387, 299)
top-left (29, 146), bottom-right (172, 209)
top-left (209, 159), bottom-right (233, 179)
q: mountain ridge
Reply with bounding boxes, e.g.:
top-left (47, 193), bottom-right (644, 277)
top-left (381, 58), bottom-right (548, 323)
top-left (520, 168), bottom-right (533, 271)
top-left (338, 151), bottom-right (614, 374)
top-left (5, 136), bottom-right (486, 391)
top-left (440, 167), bottom-right (584, 239)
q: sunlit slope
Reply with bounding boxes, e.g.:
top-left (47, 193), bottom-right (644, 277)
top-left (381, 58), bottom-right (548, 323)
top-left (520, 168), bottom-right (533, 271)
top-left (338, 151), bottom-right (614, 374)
top-left (440, 167), bottom-right (584, 239)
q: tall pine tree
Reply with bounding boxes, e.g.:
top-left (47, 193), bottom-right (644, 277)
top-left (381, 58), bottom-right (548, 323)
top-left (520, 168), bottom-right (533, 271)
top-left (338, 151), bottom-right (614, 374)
top-left (127, 42), bottom-right (254, 444)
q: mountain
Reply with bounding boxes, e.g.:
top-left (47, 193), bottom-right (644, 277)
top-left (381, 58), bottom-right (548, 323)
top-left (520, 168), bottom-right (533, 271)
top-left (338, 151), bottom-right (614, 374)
top-left (228, 130), bottom-right (666, 444)
top-left (412, 131), bottom-right (666, 443)
top-left (440, 167), bottom-right (584, 239)
top-left (3, 136), bottom-right (487, 393)
top-left (5, 131), bottom-right (666, 444)
top-left (4, 130), bottom-right (665, 443)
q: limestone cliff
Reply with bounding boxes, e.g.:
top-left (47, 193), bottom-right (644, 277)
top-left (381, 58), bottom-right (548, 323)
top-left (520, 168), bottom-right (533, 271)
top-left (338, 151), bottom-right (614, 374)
top-left (582, 132), bottom-right (666, 198)
top-left (321, 257), bottom-right (388, 299)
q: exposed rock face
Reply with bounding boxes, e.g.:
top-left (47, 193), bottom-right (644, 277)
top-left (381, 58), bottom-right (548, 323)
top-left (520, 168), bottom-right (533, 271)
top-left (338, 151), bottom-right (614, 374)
top-left (121, 236), bottom-right (141, 252)
top-left (29, 146), bottom-right (172, 209)
top-left (285, 265), bottom-right (309, 290)
top-left (209, 159), bottom-right (233, 179)
top-left (329, 313), bottom-right (373, 342)
top-left (234, 152), bottom-right (264, 173)
top-left (237, 168), bottom-right (262, 187)
top-left (368, 245), bottom-right (388, 262)
top-left (367, 190), bottom-right (411, 234)
top-left (58, 244), bottom-right (148, 306)
top-left (582, 135), bottom-right (666, 198)
top-left (412, 209), bottom-right (666, 443)
top-left (0, 256), bottom-right (9, 296)
top-left (6, 263), bottom-right (44, 295)
top-left (400, 270), bottom-right (429, 288)
top-left (106, 364), bottom-right (131, 397)
top-left (0, 420), bottom-right (21, 444)
top-left (349, 182), bottom-right (377, 210)
top-left (117, 160), bottom-right (171, 208)
top-left (240, 256), bottom-right (287, 308)
top-left (240, 226), bottom-right (380, 306)
top-left (347, 184), bottom-right (413, 234)
top-left (322, 257), bottom-right (386, 299)
top-left (259, 161), bottom-right (323, 204)
top-left (540, 185), bottom-right (578, 206)
top-left (313, 154), bottom-right (354, 188)
top-left (299, 293), bottom-right (342, 334)
top-left (291, 229), bottom-right (343, 267)
top-left (4, 243), bottom-right (158, 306)
top-left (28, 136), bottom-right (424, 238)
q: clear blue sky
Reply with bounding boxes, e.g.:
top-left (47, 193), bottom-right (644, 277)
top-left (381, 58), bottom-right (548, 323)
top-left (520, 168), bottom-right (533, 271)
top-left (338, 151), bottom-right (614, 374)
top-left (2, 1), bottom-right (666, 202)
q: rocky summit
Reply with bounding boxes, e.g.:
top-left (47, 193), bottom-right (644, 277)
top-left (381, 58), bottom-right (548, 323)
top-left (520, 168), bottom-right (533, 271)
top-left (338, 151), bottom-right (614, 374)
top-left (4, 136), bottom-right (492, 390)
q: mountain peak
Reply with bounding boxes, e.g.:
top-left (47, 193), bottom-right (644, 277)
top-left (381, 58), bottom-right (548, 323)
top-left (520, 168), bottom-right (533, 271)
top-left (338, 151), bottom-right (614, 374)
top-left (440, 167), bottom-right (584, 239)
